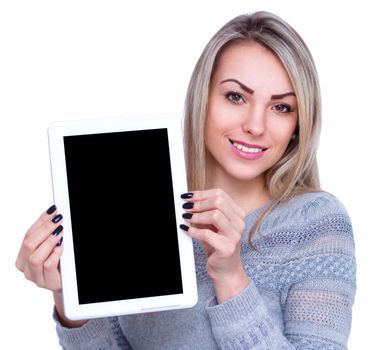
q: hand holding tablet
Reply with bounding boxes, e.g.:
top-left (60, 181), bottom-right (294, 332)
top-left (48, 114), bottom-right (197, 320)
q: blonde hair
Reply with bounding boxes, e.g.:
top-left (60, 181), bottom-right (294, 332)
top-left (183, 11), bottom-right (321, 242)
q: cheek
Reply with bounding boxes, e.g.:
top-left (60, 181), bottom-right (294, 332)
top-left (204, 110), bottom-right (216, 142)
top-left (205, 102), bottom-right (229, 137)
top-left (206, 97), bottom-right (242, 135)
top-left (269, 118), bottom-right (297, 148)
top-left (204, 108), bottom-right (221, 153)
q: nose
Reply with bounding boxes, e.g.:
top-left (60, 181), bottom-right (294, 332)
top-left (242, 105), bottom-right (266, 136)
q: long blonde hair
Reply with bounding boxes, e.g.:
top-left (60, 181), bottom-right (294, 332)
top-left (183, 11), bottom-right (322, 242)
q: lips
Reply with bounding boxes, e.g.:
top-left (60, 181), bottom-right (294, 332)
top-left (229, 139), bottom-right (267, 160)
top-left (229, 139), bottom-right (266, 153)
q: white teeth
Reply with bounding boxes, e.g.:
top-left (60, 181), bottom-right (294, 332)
top-left (233, 142), bottom-right (263, 153)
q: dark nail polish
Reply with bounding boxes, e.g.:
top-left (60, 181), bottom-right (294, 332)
top-left (56, 237), bottom-right (63, 247)
top-left (182, 213), bottom-right (193, 219)
top-left (181, 192), bottom-right (193, 199)
top-left (52, 225), bottom-right (63, 236)
top-left (51, 214), bottom-right (63, 224)
top-left (179, 224), bottom-right (189, 231)
top-left (182, 202), bottom-right (194, 209)
top-left (46, 204), bottom-right (57, 215)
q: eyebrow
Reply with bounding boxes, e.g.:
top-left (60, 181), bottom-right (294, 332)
top-left (219, 78), bottom-right (296, 100)
top-left (271, 92), bottom-right (296, 100)
top-left (220, 79), bottom-right (254, 94)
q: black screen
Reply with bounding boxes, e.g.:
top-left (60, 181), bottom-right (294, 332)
top-left (64, 128), bottom-right (183, 304)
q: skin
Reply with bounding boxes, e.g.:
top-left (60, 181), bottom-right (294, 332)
top-left (15, 40), bottom-right (298, 327)
top-left (205, 41), bottom-right (298, 205)
top-left (15, 208), bottom-right (85, 327)
top-left (182, 41), bottom-right (298, 303)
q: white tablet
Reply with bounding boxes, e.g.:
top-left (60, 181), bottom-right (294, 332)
top-left (48, 114), bottom-right (197, 320)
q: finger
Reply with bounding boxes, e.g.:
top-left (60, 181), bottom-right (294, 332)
top-left (184, 189), bottom-right (245, 219)
top-left (183, 190), bottom-right (244, 231)
top-left (43, 243), bottom-right (64, 291)
top-left (184, 225), bottom-right (237, 258)
top-left (16, 207), bottom-right (59, 271)
top-left (184, 209), bottom-right (234, 236)
top-left (25, 205), bottom-right (58, 239)
top-left (183, 191), bottom-right (233, 218)
top-left (23, 213), bottom-right (63, 257)
top-left (25, 228), bottom-right (64, 288)
top-left (30, 225), bottom-right (64, 270)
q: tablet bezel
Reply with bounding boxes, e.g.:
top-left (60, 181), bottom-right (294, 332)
top-left (48, 114), bottom-right (197, 320)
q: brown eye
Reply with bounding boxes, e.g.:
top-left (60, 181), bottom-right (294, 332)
top-left (225, 92), bottom-right (245, 104)
top-left (273, 103), bottom-right (293, 113)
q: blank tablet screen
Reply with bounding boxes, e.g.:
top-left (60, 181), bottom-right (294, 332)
top-left (63, 128), bottom-right (183, 305)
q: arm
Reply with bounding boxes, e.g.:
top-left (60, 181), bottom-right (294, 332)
top-left (280, 211), bottom-right (356, 348)
top-left (207, 247), bottom-right (355, 349)
top-left (207, 281), bottom-right (296, 349)
top-left (182, 191), bottom-right (356, 349)
top-left (180, 189), bottom-right (250, 302)
top-left (53, 312), bottom-right (133, 350)
top-left (53, 292), bottom-right (88, 328)
top-left (16, 205), bottom-right (132, 349)
top-left (181, 189), bottom-right (295, 348)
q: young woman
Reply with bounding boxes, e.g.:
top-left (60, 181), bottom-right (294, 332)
top-left (16, 11), bottom-right (356, 349)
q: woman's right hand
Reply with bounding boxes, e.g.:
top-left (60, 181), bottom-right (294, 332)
top-left (16, 205), bottom-right (88, 327)
top-left (15, 204), bottom-right (64, 292)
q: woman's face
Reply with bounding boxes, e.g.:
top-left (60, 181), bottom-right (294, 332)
top-left (205, 41), bottom-right (298, 184)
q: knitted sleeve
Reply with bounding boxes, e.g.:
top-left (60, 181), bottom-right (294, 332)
top-left (206, 193), bottom-right (356, 349)
top-left (54, 311), bottom-right (133, 349)
top-left (280, 197), bottom-right (356, 349)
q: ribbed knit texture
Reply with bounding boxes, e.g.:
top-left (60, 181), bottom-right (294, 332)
top-left (55, 191), bottom-right (356, 349)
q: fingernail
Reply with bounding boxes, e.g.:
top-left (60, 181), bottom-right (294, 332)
top-left (51, 214), bottom-right (63, 224)
top-left (46, 204), bottom-right (57, 215)
top-left (182, 202), bottom-right (194, 209)
top-left (179, 224), bottom-right (189, 231)
top-left (56, 237), bottom-right (63, 247)
top-left (52, 225), bottom-right (63, 236)
top-left (181, 192), bottom-right (193, 199)
top-left (182, 213), bottom-right (193, 219)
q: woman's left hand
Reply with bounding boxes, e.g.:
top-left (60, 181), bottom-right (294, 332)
top-left (180, 188), bottom-right (250, 303)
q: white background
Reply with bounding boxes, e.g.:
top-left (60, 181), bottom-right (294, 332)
top-left (1, 1), bottom-right (382, 348)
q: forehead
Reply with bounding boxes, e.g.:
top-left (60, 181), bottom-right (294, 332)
top-left (213, 41), bottom-right (293, 92)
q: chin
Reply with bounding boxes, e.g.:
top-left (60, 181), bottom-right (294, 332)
top-left (225, 168), bottom-right (266, 183)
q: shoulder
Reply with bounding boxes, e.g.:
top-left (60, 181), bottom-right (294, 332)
top-left (250, 191), bottom-right (354, 252)
top-left (279, 191), bottom-right (349, 223)
top-left (243, 191), bottom-right (356, 298)
top-left (256, 191), bottom-right (351, 229)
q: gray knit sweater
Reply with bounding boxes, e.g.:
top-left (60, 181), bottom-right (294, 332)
top-left (54, 191), bottom-right (356, 349)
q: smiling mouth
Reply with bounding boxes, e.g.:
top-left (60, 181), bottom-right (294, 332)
top-left (229, 140), bottom-right (266, 154)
